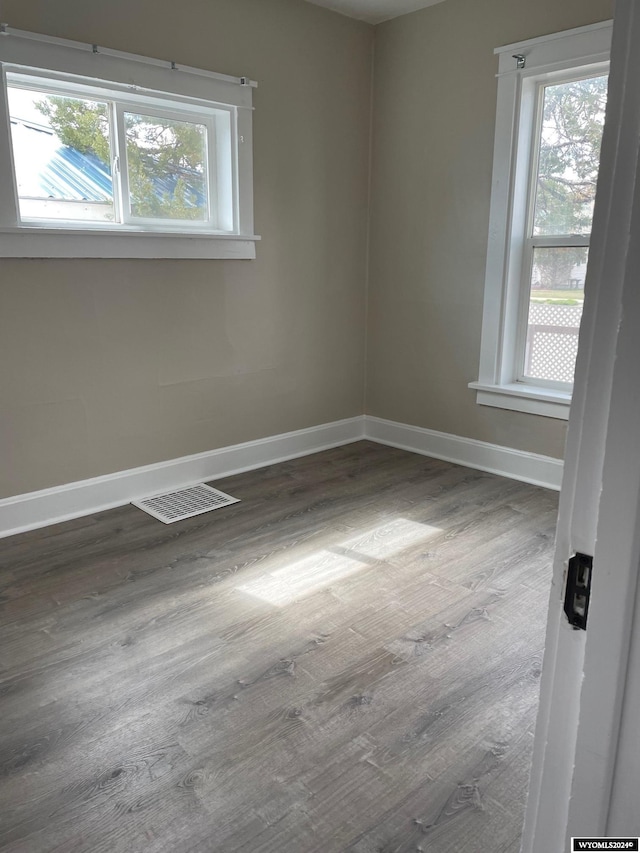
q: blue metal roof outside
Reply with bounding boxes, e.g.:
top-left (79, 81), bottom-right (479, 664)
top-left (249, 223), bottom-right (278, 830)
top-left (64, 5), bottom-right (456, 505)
top-left (10, 119), bottom-right (204, 207)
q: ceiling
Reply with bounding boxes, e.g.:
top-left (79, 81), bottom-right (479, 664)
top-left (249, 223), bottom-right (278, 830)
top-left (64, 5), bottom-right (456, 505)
top-left (302, 0), bottom-right (446, 25)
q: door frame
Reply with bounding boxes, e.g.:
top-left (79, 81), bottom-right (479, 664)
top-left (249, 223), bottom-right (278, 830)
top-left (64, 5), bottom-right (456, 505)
top-left (522, 0), bottom-right (640, 847)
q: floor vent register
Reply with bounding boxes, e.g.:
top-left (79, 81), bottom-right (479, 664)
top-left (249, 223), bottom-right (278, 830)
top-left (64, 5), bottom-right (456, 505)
top-left (132, 484), bottom-right (240, 523)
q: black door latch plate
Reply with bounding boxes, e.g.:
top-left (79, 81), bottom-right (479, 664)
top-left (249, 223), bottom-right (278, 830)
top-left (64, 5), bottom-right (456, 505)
top-left (564, 552), bottom-right (593, 630)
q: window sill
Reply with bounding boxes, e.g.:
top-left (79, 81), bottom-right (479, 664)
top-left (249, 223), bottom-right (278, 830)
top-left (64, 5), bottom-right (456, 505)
top-left (0, 227), bottom-right (260, 259)
top-left (469, 381), bottom-right (571, 420)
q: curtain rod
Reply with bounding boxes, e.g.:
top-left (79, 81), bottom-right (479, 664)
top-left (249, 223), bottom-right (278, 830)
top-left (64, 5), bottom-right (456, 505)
top-left (0, 24), bottom-right (258, 88)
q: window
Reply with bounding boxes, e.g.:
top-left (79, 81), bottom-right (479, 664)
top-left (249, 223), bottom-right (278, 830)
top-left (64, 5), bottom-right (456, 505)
top-left (0, 28), bottom-right (258, 259)
top-left (470, 22), bottom-right (612, 419)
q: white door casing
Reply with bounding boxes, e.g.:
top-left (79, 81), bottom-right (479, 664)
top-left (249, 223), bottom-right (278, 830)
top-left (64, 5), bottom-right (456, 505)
top-left (523, 0), bottom-right (640, 848)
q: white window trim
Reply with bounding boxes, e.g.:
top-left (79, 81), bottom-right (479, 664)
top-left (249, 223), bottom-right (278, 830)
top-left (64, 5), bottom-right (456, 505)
top-left (470, 21), bottom-right (612, 420)
top-left (0, 27), bottom-right (259, 259)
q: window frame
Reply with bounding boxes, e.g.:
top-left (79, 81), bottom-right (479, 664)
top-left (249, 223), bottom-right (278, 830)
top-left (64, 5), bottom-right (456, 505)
top-left (470, 22), bottom-right (612, 420)
top-left (0, 28), bottom-right (258, 259)
top-left (115, 101), bottom-right (218, 232)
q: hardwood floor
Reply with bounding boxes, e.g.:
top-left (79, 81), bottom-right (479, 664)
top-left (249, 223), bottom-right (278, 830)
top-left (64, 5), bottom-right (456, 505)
top-left (0, 441), bottom-right (558, 853)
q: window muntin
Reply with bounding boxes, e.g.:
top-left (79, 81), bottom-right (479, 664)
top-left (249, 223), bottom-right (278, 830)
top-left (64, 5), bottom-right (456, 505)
top-left (517, 72), bottom-right (607, 390)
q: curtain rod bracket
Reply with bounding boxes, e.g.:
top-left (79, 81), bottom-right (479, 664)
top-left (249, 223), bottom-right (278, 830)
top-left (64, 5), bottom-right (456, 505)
top-left (513, 53), bottom-right (526, 69)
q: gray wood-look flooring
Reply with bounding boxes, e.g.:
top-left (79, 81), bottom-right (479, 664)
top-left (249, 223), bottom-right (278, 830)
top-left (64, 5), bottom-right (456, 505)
top-left (0, 441), bottom-right (558, 853)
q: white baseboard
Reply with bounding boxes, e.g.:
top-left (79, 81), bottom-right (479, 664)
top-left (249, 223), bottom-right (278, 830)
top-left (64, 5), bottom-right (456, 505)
top-left (363, 416), bottom-right (564, 491)
top-left (0, 417), bottom-right (365, 539)
top-left (0, 414), bottom-right (564, 540)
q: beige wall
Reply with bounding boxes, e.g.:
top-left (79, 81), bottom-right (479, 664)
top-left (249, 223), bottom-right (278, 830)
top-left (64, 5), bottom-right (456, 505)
top-left (366, 0), bottom-right (614, 459)
top-left (0, 0), bottom-right (617, 500)
top-left (0, 0), bottom-right (373, 498)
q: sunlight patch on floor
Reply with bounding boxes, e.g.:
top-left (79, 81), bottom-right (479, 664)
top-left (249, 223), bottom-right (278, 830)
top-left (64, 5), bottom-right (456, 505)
top-left (340, 517), bottom-right (440, 561)
top-left (236, 517), bottom-right (441, 606)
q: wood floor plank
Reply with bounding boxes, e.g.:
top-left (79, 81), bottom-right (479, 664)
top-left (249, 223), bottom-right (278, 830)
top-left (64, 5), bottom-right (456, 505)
top-left (0, 441), bottom-right (557, 852)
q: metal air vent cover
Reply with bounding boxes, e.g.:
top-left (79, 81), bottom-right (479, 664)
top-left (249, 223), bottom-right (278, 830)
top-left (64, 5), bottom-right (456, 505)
top-left (132, 484), bottom-right (239, 523)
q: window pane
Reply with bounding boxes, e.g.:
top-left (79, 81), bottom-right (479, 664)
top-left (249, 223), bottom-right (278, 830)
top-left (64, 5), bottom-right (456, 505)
top-left (124, 112), bottom-right (208, 222)
top-left (7, 86), bottom-right (114, 222)
top-left (524, 247), bottom-right (588, 383)
top-left (533, 76), bottom-right (607, 236)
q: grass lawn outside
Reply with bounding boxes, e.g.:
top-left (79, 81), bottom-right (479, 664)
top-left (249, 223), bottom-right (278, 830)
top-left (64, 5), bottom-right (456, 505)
top-left (530, 288), bottom-right (585, 305)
